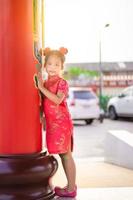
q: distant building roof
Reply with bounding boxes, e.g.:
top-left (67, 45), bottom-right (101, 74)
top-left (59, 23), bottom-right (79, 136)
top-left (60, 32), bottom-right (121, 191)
top-left (65, 62), bottom-right (133, 72)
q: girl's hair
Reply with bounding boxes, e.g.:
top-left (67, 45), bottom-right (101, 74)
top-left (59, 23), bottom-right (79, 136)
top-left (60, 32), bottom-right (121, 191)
top-left (40, 47), bottom-right (68, 68)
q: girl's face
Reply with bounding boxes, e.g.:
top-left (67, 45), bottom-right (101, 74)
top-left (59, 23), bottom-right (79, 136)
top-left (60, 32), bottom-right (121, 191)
top-left (45, 55), bottom-right (62, 77)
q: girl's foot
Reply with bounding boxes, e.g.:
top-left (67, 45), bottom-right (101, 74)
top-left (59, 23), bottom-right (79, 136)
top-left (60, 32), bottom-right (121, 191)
top-left (54, 185), bottom-right (77, 198)
top-left (54, 185), bottom-right (67, 191)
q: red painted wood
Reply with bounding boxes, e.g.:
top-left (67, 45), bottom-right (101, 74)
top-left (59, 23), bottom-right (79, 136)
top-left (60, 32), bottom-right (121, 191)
top-left (0, 0), bottom-right (42, 154)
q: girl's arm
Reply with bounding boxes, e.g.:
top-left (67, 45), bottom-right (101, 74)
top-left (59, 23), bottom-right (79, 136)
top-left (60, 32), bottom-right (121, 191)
top-left (37, 73), bottom-right (65, 105)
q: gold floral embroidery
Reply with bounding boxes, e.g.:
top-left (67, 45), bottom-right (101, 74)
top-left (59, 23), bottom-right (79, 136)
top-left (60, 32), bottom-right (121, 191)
top-left (43, 76), bottom-right (73, 153)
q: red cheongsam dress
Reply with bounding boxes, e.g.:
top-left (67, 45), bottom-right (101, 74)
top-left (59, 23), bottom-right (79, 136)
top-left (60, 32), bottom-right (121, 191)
top-left (43, 75), bottom-right (73, 154)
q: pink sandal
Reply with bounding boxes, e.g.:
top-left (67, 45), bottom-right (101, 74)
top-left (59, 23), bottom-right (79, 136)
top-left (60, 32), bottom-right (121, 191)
top-left (54, 185), bottom-right (77, 198)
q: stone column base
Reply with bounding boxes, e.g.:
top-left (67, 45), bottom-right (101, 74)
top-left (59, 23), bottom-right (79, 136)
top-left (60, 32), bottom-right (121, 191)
top-left (0, 151), bottom-right (58, 200)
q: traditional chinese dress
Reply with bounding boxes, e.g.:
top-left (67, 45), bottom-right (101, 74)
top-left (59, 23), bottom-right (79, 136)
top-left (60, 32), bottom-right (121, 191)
top-left (43, 75), bottom-right (73, 154)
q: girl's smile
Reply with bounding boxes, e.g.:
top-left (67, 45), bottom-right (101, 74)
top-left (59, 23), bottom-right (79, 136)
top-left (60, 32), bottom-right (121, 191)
top-left (45, 55), bottom-right (62, 77)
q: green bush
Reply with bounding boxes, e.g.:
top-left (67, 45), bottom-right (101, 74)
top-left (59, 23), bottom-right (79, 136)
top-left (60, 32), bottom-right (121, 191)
top-left (99, 95), bottom-right (112, 112)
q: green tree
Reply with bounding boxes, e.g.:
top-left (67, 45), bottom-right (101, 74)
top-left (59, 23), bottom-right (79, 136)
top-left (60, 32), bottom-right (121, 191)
top-left (66, 66), bottom-right (99, 79)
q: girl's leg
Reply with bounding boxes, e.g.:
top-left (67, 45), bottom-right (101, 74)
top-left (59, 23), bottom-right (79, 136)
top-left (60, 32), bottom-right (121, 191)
top-left (59, 150), bottom-right (76, 191)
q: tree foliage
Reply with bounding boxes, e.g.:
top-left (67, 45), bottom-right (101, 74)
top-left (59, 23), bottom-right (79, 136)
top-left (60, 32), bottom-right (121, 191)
top-left (67, 66), bottom-right (99, 77)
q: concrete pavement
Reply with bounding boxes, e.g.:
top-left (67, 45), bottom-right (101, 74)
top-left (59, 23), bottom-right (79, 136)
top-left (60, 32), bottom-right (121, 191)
top-left (52, 157), bottom-right (133, 199)
top-left (53, 157), bottom-right (133, 188)
top-left (53, 187), bottom-right (133, 200)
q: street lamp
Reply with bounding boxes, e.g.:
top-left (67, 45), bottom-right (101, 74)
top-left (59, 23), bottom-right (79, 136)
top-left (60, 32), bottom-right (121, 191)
top-left (99, 23), bottom-right (110, 108)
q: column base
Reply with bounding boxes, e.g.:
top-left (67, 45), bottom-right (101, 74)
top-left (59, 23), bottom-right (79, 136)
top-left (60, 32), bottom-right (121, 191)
top-left (0, 151), bottom-right (58, 200)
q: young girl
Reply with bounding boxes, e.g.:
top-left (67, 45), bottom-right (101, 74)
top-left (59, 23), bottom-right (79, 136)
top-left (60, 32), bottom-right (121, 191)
top-left (37, 47), bottom-right (77, 198)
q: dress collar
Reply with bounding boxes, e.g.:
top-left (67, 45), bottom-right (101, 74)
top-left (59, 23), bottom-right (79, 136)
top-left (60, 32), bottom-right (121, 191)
top-left (48, 75), bottom-right (60, 81)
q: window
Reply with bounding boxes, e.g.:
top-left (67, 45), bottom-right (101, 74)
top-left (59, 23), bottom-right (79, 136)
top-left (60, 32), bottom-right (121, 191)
top-left (73, 91), bottom-right (96, 100)
top-left (122, 89), bottom-right (132, 97)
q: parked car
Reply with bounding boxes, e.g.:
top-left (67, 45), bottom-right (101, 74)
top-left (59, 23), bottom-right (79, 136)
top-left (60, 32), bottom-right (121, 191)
top-left (67, 87), bottom-right (101, 124)
top-left (107, 86), bottom-right (133, 120)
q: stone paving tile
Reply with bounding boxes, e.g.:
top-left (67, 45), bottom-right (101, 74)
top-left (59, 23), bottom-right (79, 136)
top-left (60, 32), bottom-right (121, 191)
top-left (53, 187), bottom-right (133, 200)
top-left (53, 158), bottom-right (133, 188)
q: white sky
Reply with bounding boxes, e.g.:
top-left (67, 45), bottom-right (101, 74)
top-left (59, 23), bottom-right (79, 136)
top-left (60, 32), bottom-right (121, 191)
top-left (45, 0), bottom-right (133, 63)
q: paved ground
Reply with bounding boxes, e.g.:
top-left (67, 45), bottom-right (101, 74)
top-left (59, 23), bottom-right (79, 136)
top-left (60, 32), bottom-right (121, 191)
top-left (72, 118), bottom-right (133, 158)
top-left (53, 157), bottom-right (133, 199)
top-left (53, 187), bottom-right (133, 200)
top-left (52, 157), bottom-right (133, 188)
top-left (52, 158), bottom-right (133, 199)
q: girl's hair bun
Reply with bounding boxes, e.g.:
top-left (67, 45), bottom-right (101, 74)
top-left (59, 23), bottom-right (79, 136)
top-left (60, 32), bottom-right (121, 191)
top-left (59, 47), bottom-right (68, 55)
top-left (43, 47), bottom-right (51, 56)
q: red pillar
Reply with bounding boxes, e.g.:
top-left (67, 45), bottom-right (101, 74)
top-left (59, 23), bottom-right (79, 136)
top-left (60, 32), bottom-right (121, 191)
top-left (0, 1), bottom-right (58, 199)
top-left (0, 0), bottom-right (41, 154)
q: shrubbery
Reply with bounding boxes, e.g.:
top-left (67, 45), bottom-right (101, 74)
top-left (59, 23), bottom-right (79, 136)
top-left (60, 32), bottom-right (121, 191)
top-left (99, 95), bottom-right (112, 112)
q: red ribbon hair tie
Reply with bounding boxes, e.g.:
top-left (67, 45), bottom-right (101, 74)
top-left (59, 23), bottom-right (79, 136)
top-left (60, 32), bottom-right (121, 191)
top-left (59, 47), bottom-right (68, 55)
top-left (43, 47), bottom-right (51, 56)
